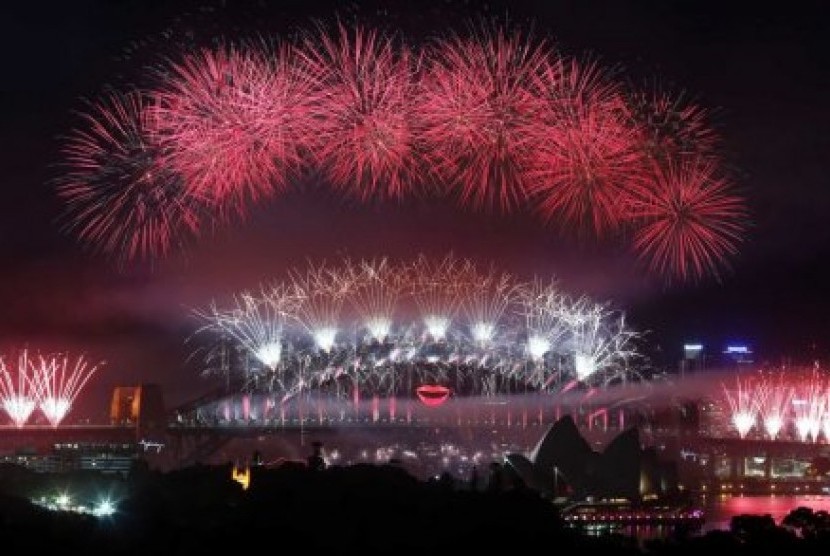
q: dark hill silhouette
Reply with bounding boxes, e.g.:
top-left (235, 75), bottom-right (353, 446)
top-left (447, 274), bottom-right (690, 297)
top-left (1, 457), bottom-right (829, 554)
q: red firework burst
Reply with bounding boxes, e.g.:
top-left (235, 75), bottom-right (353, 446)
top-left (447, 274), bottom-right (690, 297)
top-left (530, 59), bottom-right (647, 235)
top-left (57, 91), bottom-right (204, 262)
top-left (626, 88), bottom-right (718, 164)
top-left (419, 26), bottom-right (551, 211)
top-left (54, 22), bottom-right (746, 280)
top-left (297, 24), bottom-right (422, 200)
top-left (630, 158), bottom-right (746, 282)
top-left (151, 44), bottom-right (313, 212)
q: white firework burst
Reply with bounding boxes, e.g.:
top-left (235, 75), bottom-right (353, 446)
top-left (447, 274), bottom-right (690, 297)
top-left (459, 261), bottom-right (515, 347)
top-left (32, 353), bottom-right (101, 428)
top-left (344, 257), bottom-right (401, 343)
top-left (407, 254), bottom-right (463, 341)
top-left (0, 351), bottom-right (39, 427)
top-left (292, 263), bottom-right (348, 352)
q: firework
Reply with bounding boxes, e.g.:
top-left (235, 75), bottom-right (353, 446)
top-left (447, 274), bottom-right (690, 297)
top-left (57, 91), bottom-right (204, 262)
top-left (0, 351), bottom-right (39, 427)
top-left (298, 24), bottom-right (423, 200)
top-left (792, 375), bottom-right (825, 443)
top-left (459, 262), bottom-right (515, 347)
top-left (530, 59), bottom-right (646, 234)
top-left (32, 354), bottom-right (100, 428)
top-left (192, 255), bottom-right (645, 400)
top-left (822, 390), bottom-right (830, 443)
top-left (516, 279), bottom-right (567, 362)
top-left (626, 88), bottom-right (718, 165)
top-left (407, 254), bottom-right (465, 340)
top-left (152, 44), bottom-right (312, 211)
top-left (291, 263), bottom-right (349, 352)
top-left (563, 298), bottom-right (640, 383)
top-left (195, 285), bottom-right (299, 372)
top-left (630, 158), bottom-right (747, 282)
top-left (755, 375), bottom-right (793, 440)
top-left (722, 376), bottom-right (757, 438)
top-left (57, 22), bottom-right (744, 282)
top-left (343, 258), bottom-right (402, 342)
top-left (512, 280), bottom-right (569, 391)
top-left (420, 26), bottom-right (550, 211)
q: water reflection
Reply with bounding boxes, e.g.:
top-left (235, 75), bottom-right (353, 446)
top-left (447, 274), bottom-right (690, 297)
top-left (583, 495), bottom-right (830, 541)
top-left (701, 495), bottom-right (830, 531)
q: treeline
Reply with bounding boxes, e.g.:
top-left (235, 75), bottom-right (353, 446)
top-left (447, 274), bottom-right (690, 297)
top-left (1, 460), bottom-right (830, 554)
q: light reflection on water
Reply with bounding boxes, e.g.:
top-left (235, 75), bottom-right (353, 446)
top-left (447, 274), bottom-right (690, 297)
top-left (701, 495), bottom-right (830, 531)
top-left (587, 496), bottom-right (830, 541)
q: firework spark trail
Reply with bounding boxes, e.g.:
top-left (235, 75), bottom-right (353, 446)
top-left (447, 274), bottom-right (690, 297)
top-left (298, 24), bottom-right (423, 200)
top-left (194, 285), bottom-right (299, 372)
top-left (58, 91), bottom-right (204, 262)
top-left (191, 256), bottom-right (646, 400)
top-left (57, 23), bottom-right (746, 282)
top-left (516, 279), bottom-right (564, 358)
top-left (249, 40), bottom-right (321, 178)
top-left (458, 262), bottom-right (516, 347)
top-left (529, 58), bottom-right (646, 235)
top-left (754, 374), bottom-right (793, 440)
top-left (722, 376), bottom-right (758, 438)
top-left (343, 258), bottom-right (402, 342)
top-left (563, 297), bottom-right (640, 383)
top-left (152, 44), bottom-right (313, 212)
top-left (291, 263), bottom-right (349, 352)
top-left (626, 88), bottom-right (718, 165)
top-left (629, 158), bottom-right (746, 282)
top-left (0, 351), bottom-right (39, 427)
top-left (407, 254), bottom-right (465, 341)
top-left (420, 26), bottom-right (551, 211)
top-left (32, 354), bottom-right (100, 428)
top-left (793, 374), bottom-right (825, 443)
top-left (514, 279), bottom-right (568, 390)
top-left (822, 385), bottom-right (830, 443)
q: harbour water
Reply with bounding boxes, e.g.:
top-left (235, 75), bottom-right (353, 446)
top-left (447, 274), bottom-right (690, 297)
top-left (701, 494), bottom-right (830, 531)
top-left (575, 495), bottom-right (830, 541)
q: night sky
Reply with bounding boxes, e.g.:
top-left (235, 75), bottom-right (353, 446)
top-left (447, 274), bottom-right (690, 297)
top-left (1, 0), bottom-right (828, 418)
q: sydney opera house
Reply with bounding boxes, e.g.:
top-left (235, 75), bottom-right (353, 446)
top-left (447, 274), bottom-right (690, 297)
top-left (506, 415), bottom-right (679, 501)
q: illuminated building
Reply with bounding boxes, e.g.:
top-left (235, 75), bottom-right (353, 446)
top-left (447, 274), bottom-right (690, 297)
top-left (505, 415), bottom-right (679, 501)
top-left (3, 442), bottom-right (137, 475)
top-left (231, 463), bottom-right (251, 490)
top-left (724, 344), bottom-right (753, 366)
